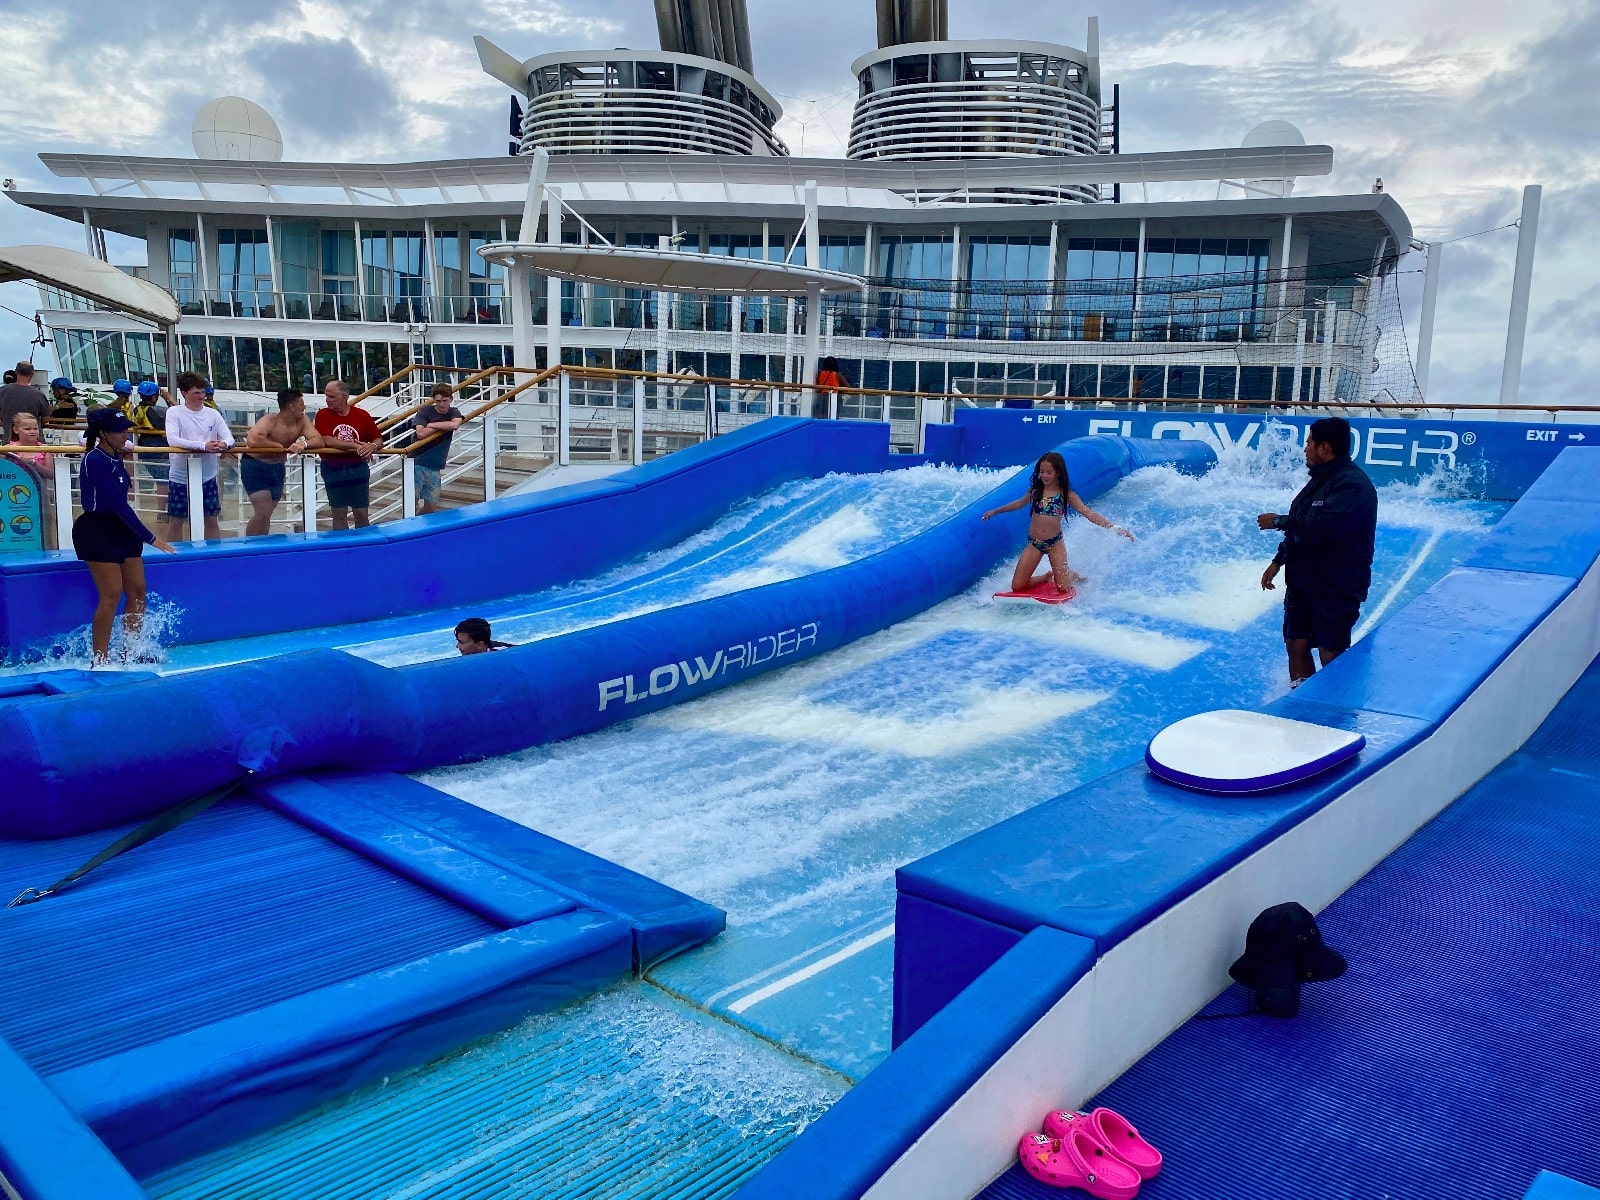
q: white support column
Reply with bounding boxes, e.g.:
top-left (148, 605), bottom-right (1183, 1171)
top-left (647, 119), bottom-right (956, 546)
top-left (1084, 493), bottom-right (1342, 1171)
top-left (784, 298), bottom-right (796, 390)
top-left (82, 208), bottom-right (97, 258)
top-left (300, 455), bottom-right (316, 533)
top-left (402, 454), bottom-right (417, 518)
top-left (1291, 319), bottom-right (1307, 408)
top-left (423, 216), bottom-right (442, 321)
top-left (482, 417), bottom-right (497, 500)
top-left (264, 215), bottom-right (283, 311)
top-left (186, 454), bottom-right (203, 539)
top-left (1132, 216), bottom-right (1147, 334)
top-left (519, 148), bottom-right (549, 242)
top-left (731, 294), bottom-right (743, 381)
top-left (545, 187), bottom-right (564, 378)
top-left (509, 264), bottom-right (537, 370)
top-left (195, 212), bottom-right (210, 311)
top-left (799, 180), bottom-right (821, 414)
top-left (1321, 299), bottom-right (1337, 406)
top-left (52, 455), bottom-right (72, 551)
top-left (1414, 241), bottom-right (1442, 402)
top-left (1498, 184), bottom-right (1542, 413)
top-left (557, 370), bottom-right (571, 466)
top-left (352, 218), bottom-right (365, 321)
top-left (632, 376), bottom-right (646, 464)
top-left (1277, 214), bottom-right (1294, 316)
top-left (655, 235), bottom-right (671, 379)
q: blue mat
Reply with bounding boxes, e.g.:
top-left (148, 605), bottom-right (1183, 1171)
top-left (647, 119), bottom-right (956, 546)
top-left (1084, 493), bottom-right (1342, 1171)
top-left (979, 658), bottom-right (1600, 1200)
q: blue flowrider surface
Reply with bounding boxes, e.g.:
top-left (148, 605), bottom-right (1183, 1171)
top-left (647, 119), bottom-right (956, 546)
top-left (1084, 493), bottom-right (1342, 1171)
top-left (979, 656), bottom-right (1600, 1200)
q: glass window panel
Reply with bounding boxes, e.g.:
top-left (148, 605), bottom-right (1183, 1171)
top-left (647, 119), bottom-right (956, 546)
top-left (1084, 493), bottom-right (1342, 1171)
top-left (338, 342), bottom-right (364, 389)
top-left (287, 339), bottom-right (313, 391)
top-left (1201, 365), bottom-right (1237, 400)
top-left (917, 361), bottom-right (946, 393)
top-left (312, 340), bottom-right (339, 389)
top-left (262, 338), bottom-right (289, 390)
top-left (453, 344), bottom-right (479, 372)
top-left (1275, 366), bottom-right (1297, 403)
top-left (93, 331), bottom-right (123, 384)
top-left (1100, 364), bottom-right (1131, 398)
top-left (207, 336), bottom-right (237, 389)
top-left (1132, 364), bottom-right (1163, 399)
top-left (363, 342), bottom-right (391, 390)
top-left (1167, 365), bottom-right (1200, 399)
top-left (1239, 366), bottom-right (1274, 402)
top-left (123, 332), bottom-right (155, 381)
top-left (1068, 363), bottom-right (1099, 398)
top-left (235, 337), bottom-right (263, 390)
top-left (179, 333), bottom-right (209, 379)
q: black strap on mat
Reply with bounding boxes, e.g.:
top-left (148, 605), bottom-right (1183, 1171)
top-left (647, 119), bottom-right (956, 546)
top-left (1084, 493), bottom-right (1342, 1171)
top-left (7, 774), bottom-right (250, 908)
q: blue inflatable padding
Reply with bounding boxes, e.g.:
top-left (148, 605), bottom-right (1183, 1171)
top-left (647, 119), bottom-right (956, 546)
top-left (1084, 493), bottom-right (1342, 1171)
top-left (891, 892), bottom-right (1028, 1048)
top-left (0, 418), bottom-right (891, 657)
top-left (0, 669), bottom-right (158, 703)
top-left (0, 1033), bottom-right (147, 1200)
top-left (1526, 1171), bottom-right (1600, 1200)
top-left (0, 435), bottom-right (1217, 839)
top-left (1286, 568), bottom-right (1571, 725)
top-left (1466, 499), bottom-right (1600, 581)
top-left (892, 707), bottom-right (1432, 1037)
top-left (314, 770), bottom-right (726, 971)
top-left (732, 926), bottom-right (1094, 1200)
top-left (251, 776), bottom-right (578, 928)
top-left (50, 912), bottom-right (632, 1177)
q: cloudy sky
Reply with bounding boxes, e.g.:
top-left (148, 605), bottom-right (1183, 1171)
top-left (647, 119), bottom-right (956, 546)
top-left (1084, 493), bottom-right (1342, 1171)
top-left (0, 0), bottom-right (1593, 406)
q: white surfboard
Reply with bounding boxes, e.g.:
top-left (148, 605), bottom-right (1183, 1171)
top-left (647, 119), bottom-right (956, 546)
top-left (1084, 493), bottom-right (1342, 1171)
top-left (1145, 709), bottom-right (1365, 795)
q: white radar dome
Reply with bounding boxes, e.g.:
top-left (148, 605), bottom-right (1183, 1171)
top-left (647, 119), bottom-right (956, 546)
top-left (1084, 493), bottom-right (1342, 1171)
top-left (1241, 120), bottom-right (1306, 148)
top-left (192, 97), bottom-right (284, 161)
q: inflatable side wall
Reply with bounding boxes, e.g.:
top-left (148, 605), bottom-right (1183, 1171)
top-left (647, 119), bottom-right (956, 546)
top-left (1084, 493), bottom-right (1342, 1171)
top-left (0, 418), bottom-right (890, 657)
top-left (0, 436), bottom-right (1216, 839)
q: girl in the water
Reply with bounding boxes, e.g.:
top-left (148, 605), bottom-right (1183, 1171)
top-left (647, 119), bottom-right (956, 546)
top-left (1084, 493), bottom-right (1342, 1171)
top-left (982, 450), bottom-right (1133, 593)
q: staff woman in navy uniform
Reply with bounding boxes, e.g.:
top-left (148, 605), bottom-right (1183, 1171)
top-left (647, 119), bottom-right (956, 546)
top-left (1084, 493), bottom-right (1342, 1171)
top-left (75, 406), bottom-right (174, 664)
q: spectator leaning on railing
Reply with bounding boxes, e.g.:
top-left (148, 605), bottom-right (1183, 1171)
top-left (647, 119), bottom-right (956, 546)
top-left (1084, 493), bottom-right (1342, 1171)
top-left (412, 383), bottom-right (463, 515)
top-left (164, 371), bottom-right (234, 542)
top-left (243, 388), bottom-right (323, 536)
top-left (314, 379), bottom-right (383, 530)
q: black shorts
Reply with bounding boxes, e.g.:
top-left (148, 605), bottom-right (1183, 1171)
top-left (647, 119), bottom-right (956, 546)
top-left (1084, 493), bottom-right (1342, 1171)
top-left (72, 512), bottom-right (144, 564)
top-left (1282, 587), bottom-right (1361, 653)
top-left (322, 464), bottom-right (370, 510)
top-left (241, 455), bottom-right (287, 501)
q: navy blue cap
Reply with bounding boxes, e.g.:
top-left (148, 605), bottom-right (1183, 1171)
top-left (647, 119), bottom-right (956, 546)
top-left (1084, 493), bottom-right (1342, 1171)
top-left (87, 408), bottom-right (133, 433)
top-left (112, 378), bottom-right (133, 395)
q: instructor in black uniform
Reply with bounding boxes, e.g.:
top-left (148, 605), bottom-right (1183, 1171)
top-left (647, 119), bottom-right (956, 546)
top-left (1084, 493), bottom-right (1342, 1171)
top-left (1258, 417), bottom-right (1378, 686)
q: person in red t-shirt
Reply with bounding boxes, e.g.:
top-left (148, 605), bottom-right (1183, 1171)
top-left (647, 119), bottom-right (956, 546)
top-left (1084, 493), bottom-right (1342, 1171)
top-left (313, 379), bottom-right (384, 528)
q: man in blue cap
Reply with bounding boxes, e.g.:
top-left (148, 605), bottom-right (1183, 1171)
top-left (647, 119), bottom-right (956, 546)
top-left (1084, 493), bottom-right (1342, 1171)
top-left (130, 379), bottom-right (170, 515)
top-left (48, 376), bottom-right (80, 421)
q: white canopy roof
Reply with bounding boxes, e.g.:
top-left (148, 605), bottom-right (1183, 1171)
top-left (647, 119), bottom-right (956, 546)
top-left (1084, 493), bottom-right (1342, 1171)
top-left (477, 243), bottom-right (862, 296)
top-left (0, 244), bottom-right (180, 327)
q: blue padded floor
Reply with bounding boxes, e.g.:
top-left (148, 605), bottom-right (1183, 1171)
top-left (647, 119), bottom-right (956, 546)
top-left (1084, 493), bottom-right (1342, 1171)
top-left (979, 657), bottom-right (1600, 1200)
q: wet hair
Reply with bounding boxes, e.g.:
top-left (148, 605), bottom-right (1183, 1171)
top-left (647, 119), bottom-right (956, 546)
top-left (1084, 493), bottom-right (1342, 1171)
top-left (820, 356), bottom-right (839, 372)
top-left (431, 383), bottom-right (454, 399)
top-left (175, 371), bottom-right (207, 393)
top-left (454, 617), bottom-right (512, 650)
top-left (1308, 417), bottom-right (1352, 458)
top-left (1030, 451), bottom-right (1070, 509)
top-left (277, 388), bottom-right (304, 410)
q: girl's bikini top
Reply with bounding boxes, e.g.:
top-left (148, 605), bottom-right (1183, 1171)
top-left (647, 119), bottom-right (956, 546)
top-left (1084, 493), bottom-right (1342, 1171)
top-left (1031, 491), bottom-right (1065, 517)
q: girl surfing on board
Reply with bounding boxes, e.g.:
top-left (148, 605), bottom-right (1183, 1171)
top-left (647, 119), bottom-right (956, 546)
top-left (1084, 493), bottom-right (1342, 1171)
top-left (982, 451), bottom-right (1133, 596)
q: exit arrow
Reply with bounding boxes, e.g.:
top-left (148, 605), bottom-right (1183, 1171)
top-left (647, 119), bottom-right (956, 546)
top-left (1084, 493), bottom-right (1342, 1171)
top-left (1570, 433), bottom-right (1587, 441)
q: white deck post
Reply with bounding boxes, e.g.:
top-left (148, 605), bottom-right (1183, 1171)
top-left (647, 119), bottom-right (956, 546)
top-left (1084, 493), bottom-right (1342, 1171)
top-left (632, 377), bottom-right (645, 464)
top-left (1291, 319), bottom-right (1306, 409)
top-left (300, 455), bottom-right (316, 533)
top-left (52, 454), bottom-right (72, 550)
top-left (482, 418), bottom-right (497, 500)
top-left (800, 180), bottom-right (821, 416)
top-left (557, 371), bottom-right (572, 467)
top-left (1498, 184), bottom-right (1542, 415)
top-left (1414, 241), bottom-right (1442, 402)
top-left (546, 185), bottom-right (563, 378)
top-left (1321, 299), bottom-right (1337, 406)
top-left (402, 454), bottom-right (417, 518)
top-left (186, 454), bottom-right (203, 538)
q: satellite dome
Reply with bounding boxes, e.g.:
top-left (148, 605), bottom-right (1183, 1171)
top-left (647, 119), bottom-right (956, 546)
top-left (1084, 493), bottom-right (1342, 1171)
top-left (192, 97), bottom-right (284, 161)
top-left (1241, 120), bottom-right (1306, 148)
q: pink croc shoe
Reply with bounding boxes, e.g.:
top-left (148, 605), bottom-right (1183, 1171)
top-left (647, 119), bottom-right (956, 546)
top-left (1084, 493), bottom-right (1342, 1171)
top-left (1086, 1107), bottom-right (1163, 1180)
top-left (1017, 1129), bottom-right (1141, 1199)
top-left (1043, 1108), bottom-right (1092, 1141)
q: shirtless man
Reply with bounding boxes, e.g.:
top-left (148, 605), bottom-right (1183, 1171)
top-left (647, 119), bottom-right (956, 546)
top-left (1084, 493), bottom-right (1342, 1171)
top-left (242, 388), bottom-right (324, 536)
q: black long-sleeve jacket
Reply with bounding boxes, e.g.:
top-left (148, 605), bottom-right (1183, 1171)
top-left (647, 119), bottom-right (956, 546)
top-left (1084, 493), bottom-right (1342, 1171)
top-left (1273, 456), bottom-right (1378, 603)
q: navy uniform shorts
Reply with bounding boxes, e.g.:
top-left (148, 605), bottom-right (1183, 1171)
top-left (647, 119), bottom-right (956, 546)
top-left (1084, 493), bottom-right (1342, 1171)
top-left (1282, 587), bottom-right (1361, 652)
